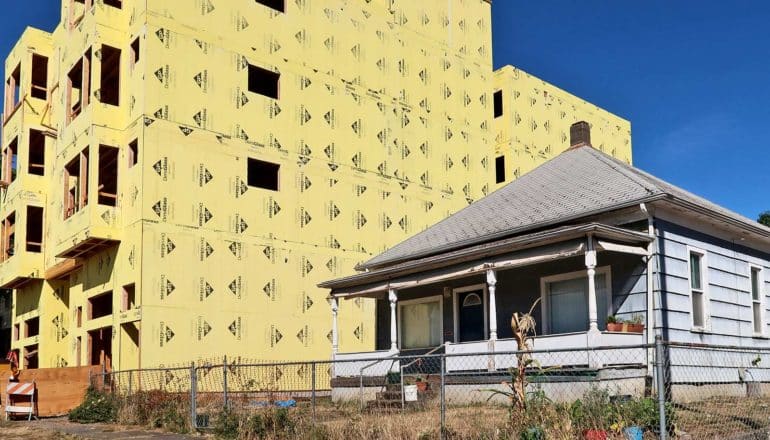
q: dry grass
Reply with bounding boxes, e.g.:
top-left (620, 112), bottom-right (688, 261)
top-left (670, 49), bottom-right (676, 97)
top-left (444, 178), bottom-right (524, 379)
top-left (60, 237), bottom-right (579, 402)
top-left (674, 396), bottom-right (770, 439)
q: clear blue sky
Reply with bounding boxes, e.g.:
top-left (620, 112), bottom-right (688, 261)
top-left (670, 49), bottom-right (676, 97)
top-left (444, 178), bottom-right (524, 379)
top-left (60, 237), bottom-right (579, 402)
top-left (1, 2), bottom-right (767, 219)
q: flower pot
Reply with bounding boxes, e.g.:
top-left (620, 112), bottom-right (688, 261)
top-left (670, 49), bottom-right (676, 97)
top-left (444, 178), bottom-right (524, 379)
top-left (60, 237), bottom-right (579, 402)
top-left (582, 429), bottom-right (608, 440)
top-left (626, 324), bottom-right (644, 334)
top-left (415, 381), bottom-right (429, 392)
top-left (624, 426), bottom-right (643, 440)
top-left (607, 323), bottom-right (624, 332)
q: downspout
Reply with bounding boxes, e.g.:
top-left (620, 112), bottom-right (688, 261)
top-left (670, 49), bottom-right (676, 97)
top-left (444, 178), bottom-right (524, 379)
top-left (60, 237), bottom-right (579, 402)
top-left (640, 203), bottom-right (657, 377)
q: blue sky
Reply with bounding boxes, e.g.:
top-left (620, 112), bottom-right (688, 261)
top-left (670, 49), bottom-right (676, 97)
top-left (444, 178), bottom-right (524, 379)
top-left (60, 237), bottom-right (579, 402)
top-left (1, 2), bottom-right (767, 220)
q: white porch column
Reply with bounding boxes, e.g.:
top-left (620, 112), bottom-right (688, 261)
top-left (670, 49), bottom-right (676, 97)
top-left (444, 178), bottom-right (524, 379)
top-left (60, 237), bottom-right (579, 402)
top-left (486, 269), bottom-right (498, 341)
top-left (330, 297), bottom-right (339, 357)
top-left (585, 239), bottom-right (599, 334)
top-left (388, 289), bottom-right (398, 352)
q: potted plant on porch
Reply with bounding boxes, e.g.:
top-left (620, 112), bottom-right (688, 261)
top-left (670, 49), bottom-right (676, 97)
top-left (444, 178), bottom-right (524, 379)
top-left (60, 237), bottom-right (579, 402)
top-left (414, 375), bottom-right (429, 392)
top-left (606, 315), bottom-right (644, 334)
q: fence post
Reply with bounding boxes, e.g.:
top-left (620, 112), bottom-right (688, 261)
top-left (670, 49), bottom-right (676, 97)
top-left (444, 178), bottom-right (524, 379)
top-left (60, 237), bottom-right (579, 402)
top-left (190, 362), bottom-right (197, 430)
top-left (223, 356), bottom-right (229, 409)
top-left (655, 335), bottom-right (668, 440)
top-left (440, 354), bottom-right (446, 440)
top-left (311, 362), bottom-right (317, 424)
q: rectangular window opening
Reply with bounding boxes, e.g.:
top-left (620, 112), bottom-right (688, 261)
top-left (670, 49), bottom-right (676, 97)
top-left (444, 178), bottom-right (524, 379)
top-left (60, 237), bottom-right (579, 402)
top-left (64, 148), bottom-right (89, 219)
top-left (25, 317), bottom-right (39, 338)
top-left (247, 158), bottom-right (280, 191)
top-left (2, 212), bottom-right (16, 261)
top-left (100, 45), bottom-right (121, 106)
top-left (248, 64), bottom-right (280, 99)
top-left (3, 137), bottom-right (19, 184)
top-left (13, 323), bottom-right (19, 341)
top-left (25, 206), bottom-right (43, 253)
top-left (76, 306), bottom-right (83, 328)
top-left (130, 37), bottom-right (140, 69)
top-left (104, 0), bottom-right (122, 9)
top-left (24, 344), bottom-right (38, 369)
top-left (88, 327), bottom-right (112, 367)
top-left (89, 292), bottom-right (113, 320)
top-left (31, 54), bottom-right (49, 100)
top-left (128, 139), bottom-right (138, 168)
top-left (493, 90), bottom-right (503, 118)
top-left (98, 145), bottom-right (119, 206)
top-left (255, 0), bottom-right (285, 13)
top-left (28, 129), bottom-right (46, 176)
top-left (122, 283), bottom-right (136, 312)
top-left (5, 64), bottom-right (21, 115)
top-left (495, 156), bottom-right (506, 184)
top-left (689, 251), bottom-right (706, 328)
top-left (67, 50), bottom-right (91, 124)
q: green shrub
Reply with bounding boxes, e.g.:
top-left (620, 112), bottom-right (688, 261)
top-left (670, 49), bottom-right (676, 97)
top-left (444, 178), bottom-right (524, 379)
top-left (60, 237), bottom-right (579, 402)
top-left (213, 407), bottom-right (241, 439)
top-left (69, 387), bottom-right (117, 423)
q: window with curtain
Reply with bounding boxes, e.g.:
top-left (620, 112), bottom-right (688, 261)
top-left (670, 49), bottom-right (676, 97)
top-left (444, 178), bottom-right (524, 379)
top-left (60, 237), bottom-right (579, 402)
top-left (547, 273), bottom-right (609, 334)
top-left (400, 299), bottom-right (442, 349)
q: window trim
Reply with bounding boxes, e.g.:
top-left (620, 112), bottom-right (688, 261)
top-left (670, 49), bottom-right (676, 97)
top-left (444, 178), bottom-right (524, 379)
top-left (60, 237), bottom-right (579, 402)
top-left (397, 295), bottom-right (443, 350)
top-left (539, 266), bottom-right (613, 335)
top-left (750, 264), bottom-right (765, 337)
top-left (452, 283), bottom-right (488, 343)
top-left (686, 247), bottom-right (710, 332)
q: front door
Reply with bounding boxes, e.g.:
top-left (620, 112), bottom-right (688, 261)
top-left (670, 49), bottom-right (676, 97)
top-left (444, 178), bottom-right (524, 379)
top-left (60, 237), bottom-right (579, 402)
top-left (457, 289), bottom-right (485, 342)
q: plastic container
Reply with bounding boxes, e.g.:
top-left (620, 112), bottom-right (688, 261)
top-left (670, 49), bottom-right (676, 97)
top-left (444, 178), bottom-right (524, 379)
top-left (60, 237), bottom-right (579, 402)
top-left (403, 385), bottom-right (418, 402)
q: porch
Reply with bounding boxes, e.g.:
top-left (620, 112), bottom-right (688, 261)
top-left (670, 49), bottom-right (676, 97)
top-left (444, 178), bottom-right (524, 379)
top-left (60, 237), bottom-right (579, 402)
top-left (325, 224), bottom-right (655, 377)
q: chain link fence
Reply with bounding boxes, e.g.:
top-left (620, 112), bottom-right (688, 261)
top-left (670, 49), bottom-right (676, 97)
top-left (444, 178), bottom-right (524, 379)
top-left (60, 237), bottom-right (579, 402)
top-left (89, 338), bottom-right (770, 439)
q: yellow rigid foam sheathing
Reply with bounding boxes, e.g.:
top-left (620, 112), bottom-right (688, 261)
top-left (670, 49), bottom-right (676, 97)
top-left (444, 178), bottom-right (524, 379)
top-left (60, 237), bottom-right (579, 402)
top-left (0, 0), bottom-right (631, 370)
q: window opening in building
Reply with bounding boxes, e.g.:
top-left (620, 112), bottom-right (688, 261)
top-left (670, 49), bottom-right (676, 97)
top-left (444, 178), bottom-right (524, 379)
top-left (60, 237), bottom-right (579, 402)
top-left (28, 129), bottom-right (45, 176)
top-left (3, 137), bottom-right (19, 184)
top-left (100, 45), bottom-right (121, 106)
top-left (751, 267), bottom-right (764, 335)
top-left (248, 64), bottom-right (280, 99)
top-left (130, 37), bottom-right (140, 69)
top-left (67, 49), bottom-right (91, 124)
top-left (98, 145), bottom-right (118, 206)
top-left (89, 292), bottom-right (113, 320)
top-left (88, 327), bottom-right (112, 368)
top-left (64, 148), bottom-right (89, 219)
top-left (128, 139), bottom-right (138, 168)
top-left (122, 283), bottom-right (136, 312)
top-left (5, 64), bottom-right (21, 116)
top-left (247, 158), bottom-right (280, 191)
top-left (495, 156), bottom-right (506, 183)
top-left (493, 90), bottom-right (503, 118)
top-left (689, 251), bottom-right (707, 328)
top-left (255, 0), bottom-right (285, 13)
top-left (26, 206), bottom-right (43, 253)
top-left (25, 317), bottom-right (39, 338)
top-left (2, 212), bottom-right (16, 261)
top-left (104, 0), bottom-right (122, 9)
top-left (76, 306), bottom-right (83, 327)
top-left (24, 344), bottom-right (38, 369)
top-left (31, 54), bottom-right (48, 100)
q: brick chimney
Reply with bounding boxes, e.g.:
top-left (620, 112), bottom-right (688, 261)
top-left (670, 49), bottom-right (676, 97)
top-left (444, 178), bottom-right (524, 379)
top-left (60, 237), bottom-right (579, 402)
top-left (569, 121), bottom-right (591, 149)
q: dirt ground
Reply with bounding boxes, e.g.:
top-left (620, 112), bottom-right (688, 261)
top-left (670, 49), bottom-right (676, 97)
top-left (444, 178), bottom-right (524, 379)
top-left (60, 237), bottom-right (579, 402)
top-left (0, 418), bottom-right (199, 439)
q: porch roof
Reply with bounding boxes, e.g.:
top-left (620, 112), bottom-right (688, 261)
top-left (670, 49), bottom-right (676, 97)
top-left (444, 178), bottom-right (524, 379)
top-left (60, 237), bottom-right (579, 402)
top-left (320, 222), bottom-right (652, 298)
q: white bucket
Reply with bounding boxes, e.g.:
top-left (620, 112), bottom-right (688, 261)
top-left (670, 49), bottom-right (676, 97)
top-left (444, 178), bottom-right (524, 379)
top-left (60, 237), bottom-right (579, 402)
top-left (403, 385), bottom-right (418, 402)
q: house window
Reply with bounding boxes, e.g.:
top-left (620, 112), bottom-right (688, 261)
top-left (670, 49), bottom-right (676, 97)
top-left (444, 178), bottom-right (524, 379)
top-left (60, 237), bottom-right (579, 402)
top-left (97, 145), bottom-right (119, 206)
top-left (495, 156), bottom-right (505, 183)
top-left (398, 296), bottom-right (442, 349)
top-left (493, 90), bottom-right (503, 118)
top-left (751, 267), bottom-right (764, 335)
top-left (130, 37), bottom-right (140, 70)
top-left (28, 129), bottom-right (45, 176)
top-left (64, 148), bottom-right (89, 220)
top-left (99, 45), bottom-right (121, 106)
top-left (25, 206), bottom-right (43, 253)
top-left (89, 292), bottom-right (113, 320)
top-left (3, 137), bottom-right (18, 184)
top-left (542, 268), bottom-right (611, 334)
top-left (255, 0), bottom-right (285, 13)
top-left (4, 63), bottom-right (21, 116)
top-left (247, 158), bottom-right (280, 191)
top-left (31, 54), bottom-right (48, 100)
top-left (127, 139), bottom-right (138, 168)
top-left (1, 212), bottom-right (16, 261)
top-left (689, 250), bottom-right (708, 329)
top-left (248, 64), bottom-right (280, 99)
top-left (67, 49), bottom-right (92, 124)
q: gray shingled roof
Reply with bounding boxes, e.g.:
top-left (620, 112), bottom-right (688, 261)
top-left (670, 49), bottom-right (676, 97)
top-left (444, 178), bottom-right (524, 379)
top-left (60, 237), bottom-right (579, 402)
top-left (363, 146), bottom-right (769, 269)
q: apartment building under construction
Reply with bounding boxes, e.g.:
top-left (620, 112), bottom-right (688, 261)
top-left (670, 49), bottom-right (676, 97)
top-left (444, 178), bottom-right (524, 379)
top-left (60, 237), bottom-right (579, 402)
top-left (0, 0), bottom-right (631, 370)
